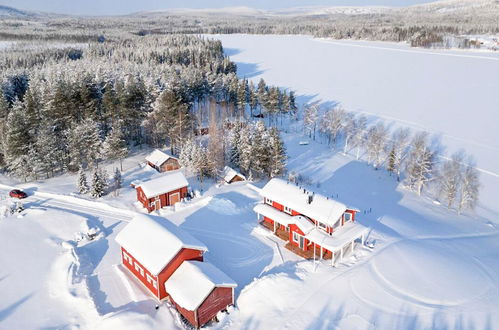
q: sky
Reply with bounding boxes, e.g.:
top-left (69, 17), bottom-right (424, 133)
top-left (2, 0), bottom-right (438, 16)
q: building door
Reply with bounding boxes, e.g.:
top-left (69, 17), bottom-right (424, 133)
top-left (299, 236), bottom-right (305, 249)
top-left (169, 192), bottom-right (180, 206)
top-left (154, 197), bottom-right (160, 210)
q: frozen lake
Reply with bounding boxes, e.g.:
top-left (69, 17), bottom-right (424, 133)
top-left (213, 34), bottom-right (499, 215)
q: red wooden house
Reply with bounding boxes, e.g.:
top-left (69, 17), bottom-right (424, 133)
top-left (254, 179), bottom-right (367, 265)
top-left (115, 214), bottom-right (208, 300)
top-left (115, 214), bottom-right (237, 328)
top-left (146, 149), bottom-right (181, 173)
top-left (136, 171), bottom-right (188, 212)
top-left (165, 261), bottom-right (237, 328)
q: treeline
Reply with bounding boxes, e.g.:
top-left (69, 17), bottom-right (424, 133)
top-left (303, 105), bottom-right (480, 214)
top-left (0, 35), bottom-right (291, 182)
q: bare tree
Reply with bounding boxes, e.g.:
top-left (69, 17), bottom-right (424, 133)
top-left (387, 127), bottom-right (411, 181)
top-left (350, 115), bottom-right (368, 160)
top-left (437, 151), bottom-right (464, 209)
top-left (458, 158), bottom-right (480, 214)
top-left (405, 132), bottom-right (435, 196)
top-left (321, 107), bottom-right (345, 149)
top-left (342, 112), bottom-right (356, 154)
top-left (303, 104), bottom-right (319, 141)
top-left (366, 122), bottom-right (389, 170)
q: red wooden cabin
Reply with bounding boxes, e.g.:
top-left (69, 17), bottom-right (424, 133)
top-left (146, 149), bottom-right (181, 173)
top-left (165, 261), bottom-right (237, 328)
top-left (115, 214), bottom-right (208, 300)
top-left (254, 179), bottom-right (367, 265)
top-left (220, 166), bottom-right (246, 184)
top-left (136, 171), bottom-right (189, 212)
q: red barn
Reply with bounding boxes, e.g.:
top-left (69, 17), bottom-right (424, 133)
top-left (136, 171), bottom-right (189, 212)
top-left (146, 149), bottom-right (181, 173)
top-left (254, 178), bottom-right (367, 265)
top-left (115, 214), bottom-right (208, 300)
top-left (165, 261), bottom-right (237, 328)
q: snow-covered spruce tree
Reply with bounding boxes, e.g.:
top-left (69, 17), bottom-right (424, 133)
top-left (237, 125), bottom-right (253, 178)
top-left (251, 121), bottom-right (271, 177)
top-left (268, 127), bottom-right (287, 178)
top-left (67, 119), bottom-right (102, 171)
top-left (102, 121), bottom-right (128, 171)
top-left (90, 168), bottom-right (106, 198)
top-left (437, 151), bottom-right (464, 209)
top-left (387, 127), bottom-right (411, 181)
top-left (404, 132), bottom-right (435, 196)
top-left (113, 167), bottom-right (122, 196)
top-left (288, 91), bottom-right (298, 120)
top-left (303, 104), bottom-right (319, 140)
top-left (77, 166), bottom-right (90, 194)
top-left (5, 99), bottom-right (32, 181)
top-left (35, 122), bottom-right (63, 178)
top-left (457, 159), bottom-right (480, 214)
top-left (256, 78), bottom-right (268, 115)
top-left (229, 123), bottom-right (242, 167)
top-left (248, 81), bottom-right (259, 117)
top-left (366, 122), bottom-right (389, 170)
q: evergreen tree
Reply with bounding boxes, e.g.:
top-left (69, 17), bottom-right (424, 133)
top-left (268, 127), bottom-right (287, 178)
top-left (67, 119), bottom-right (102, 171)
top-left (90, 168), bottom-right (106, 198)
top-left (77, 167), bottom-right (90, 194)
top-left (113, 167), bottom-right (122, 196)
top-left (5, 99), bottom-right (32, 180)
top-left (102, 121), bottom-right (128, 171)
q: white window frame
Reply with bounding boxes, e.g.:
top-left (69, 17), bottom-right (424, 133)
top-left (123, 252), bottom-right (132, 264)
top-left (284, 206), bottom-right (292, 215)
top-left (293, 232), bottom-right (301, 243)
top-left (344, 212), bottom-right (352, 223)
top-left (317, 221), bottom-right (328, 231)
top-left (146, 273), bottom-right (157, 288)
top-left (265, 198), bottom-right (273, 206)
top-left (134, 262), bottom-right (144, 276)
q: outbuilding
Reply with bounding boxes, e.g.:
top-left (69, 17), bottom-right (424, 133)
top-left (165, 261), bottom-right (237, 328)
top-left (220, 166), bottom-right (246, 184)
top-left (115, 214), bottom-right (208, 300)
top-left (146, 149), bottom-right (181, 173)
top-left (136, 171), bottom-right (189, 212)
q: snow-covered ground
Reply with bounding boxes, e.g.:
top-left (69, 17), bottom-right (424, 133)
top-left (2, 34), bottom-right (499, 329)
top-left (213, 34), bottom-right (499, 218)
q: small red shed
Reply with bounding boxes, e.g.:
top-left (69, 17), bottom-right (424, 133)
top-left (165, 261), bottom-right (237, 328)
top-left (146, 149), bottom-right (181, 173)
top-left (136, 171), bottom-right (189, 212)
top-left (220, 166), bottom-right (246, 184)
top-left (115, 214), bottom-right (208, 300)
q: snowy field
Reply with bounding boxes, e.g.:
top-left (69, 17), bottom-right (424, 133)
top-left (213, 34), bottom-right (499, 217)
top-left (1, 134), bottom-right (499, 328)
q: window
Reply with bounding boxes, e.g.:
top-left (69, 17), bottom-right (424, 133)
top-left (265, 198), bottom-right (273, 206)
top-left (147, 274), bottom-right (157, 288)
top-left (134, 262), bottom-right (144, 276)
top-left (317, 221), bottom-right (327, 231)
top-left (293, 232), bottom-right (300, 243)
top-left (123, 252), bottom-right (132, 264)
top-left (344, 213), bottom-right (352, 223)
top-left (284, 206), bottom-right (292, 215)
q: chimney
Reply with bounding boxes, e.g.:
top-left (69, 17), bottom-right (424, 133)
top-left (307, 194), bottom-right (313, 204)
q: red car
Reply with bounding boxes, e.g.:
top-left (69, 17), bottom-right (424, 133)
top-left (9, 189), bottom-right (28, 199)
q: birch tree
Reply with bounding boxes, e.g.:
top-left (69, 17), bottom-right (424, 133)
top-left (387, 127), bottom-right (411, 181)
top-left (366, 122), bottom-right (389, 170)
top-left (457, 159), bottom-right (480, 214)
top-left (405, 132), bottom-right (434, 195)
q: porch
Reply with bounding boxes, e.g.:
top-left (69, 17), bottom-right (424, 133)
top-left (260, 220), bottom-right (289, 241)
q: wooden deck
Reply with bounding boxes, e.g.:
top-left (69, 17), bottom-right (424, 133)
top-left (260, 221), bottom-right (289, 241)
top-left (284, 243), bottom-right (332, 260)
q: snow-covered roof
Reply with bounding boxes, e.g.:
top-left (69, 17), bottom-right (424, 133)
top-left (137, 171), bottom-right (189, 199)
top-left (221, 166), bottom-right (246, 183)
top-left (253, 204), bottom-right (316, 234)
top-left (145, 149), bottom-right (177, 167)
top-left (253, 203), bottom-right (295, 226)
top-left (165, 261), bottom-right (237, 311)
top-left (115, 214), bottom-right (207, 275)
top-left (305, 221), bottom-right (368, 253)
top-left (261, 179), bottom-right (347, 227)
